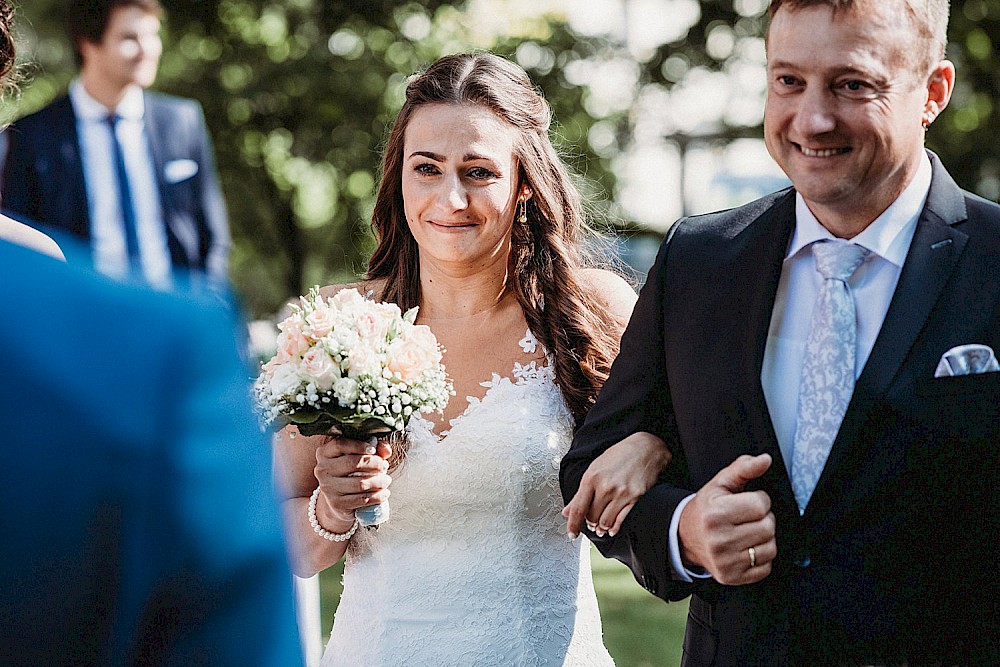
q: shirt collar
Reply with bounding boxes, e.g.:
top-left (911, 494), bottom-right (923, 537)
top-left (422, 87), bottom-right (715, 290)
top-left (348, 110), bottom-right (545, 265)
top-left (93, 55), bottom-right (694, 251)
top-left (786, 151), bottom-right (932, 268)
top-left (69, 79), bottom-right (146, 122)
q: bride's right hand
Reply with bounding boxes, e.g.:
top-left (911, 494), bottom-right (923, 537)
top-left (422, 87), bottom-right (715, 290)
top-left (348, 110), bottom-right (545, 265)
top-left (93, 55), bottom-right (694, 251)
top-left (314, 437), bottom-right (393, 527)
top-left (563, 431), bottom-right (671, 539)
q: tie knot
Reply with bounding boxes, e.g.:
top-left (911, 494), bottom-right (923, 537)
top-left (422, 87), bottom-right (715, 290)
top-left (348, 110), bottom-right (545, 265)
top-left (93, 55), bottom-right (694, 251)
top-left (812, 240), bottom-right (868, 282)
top-left (105, 113), bottom-right (121, 129)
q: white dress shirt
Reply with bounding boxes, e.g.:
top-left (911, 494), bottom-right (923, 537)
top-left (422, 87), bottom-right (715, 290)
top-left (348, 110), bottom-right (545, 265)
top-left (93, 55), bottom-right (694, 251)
top-left (667, 152), bottom-right (933, 582)
top-left (71, 81), bottom-right (172, 287)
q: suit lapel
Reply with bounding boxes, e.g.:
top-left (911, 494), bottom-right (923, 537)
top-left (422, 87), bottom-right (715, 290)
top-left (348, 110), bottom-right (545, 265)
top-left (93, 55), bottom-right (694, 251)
top-left (142, 93), bottom-right (171, 212)
top-left (732, 191), bottom-right (799, 513)
top-left (810, 154), bottom-right (970, 511)
top-left (141, 93), bottom-right (191, 268)
top-left (53, 98), bottom-right (91, 240)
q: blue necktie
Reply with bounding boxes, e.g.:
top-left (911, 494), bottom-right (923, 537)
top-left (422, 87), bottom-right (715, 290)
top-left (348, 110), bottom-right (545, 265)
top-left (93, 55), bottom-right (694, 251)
top-left (105, 114), bottom-right (141, 266)
top-left (791, 240), bottom-right (869, 513)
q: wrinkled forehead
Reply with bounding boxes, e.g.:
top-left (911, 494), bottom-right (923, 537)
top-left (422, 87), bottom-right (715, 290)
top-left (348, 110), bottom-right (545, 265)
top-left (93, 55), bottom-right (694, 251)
top-left (768, 1), bottom-right (926, 77)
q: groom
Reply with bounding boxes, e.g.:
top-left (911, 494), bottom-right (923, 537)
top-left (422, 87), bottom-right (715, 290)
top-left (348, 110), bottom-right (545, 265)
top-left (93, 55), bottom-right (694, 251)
top-left (562, 0), bottom-right (999, 664)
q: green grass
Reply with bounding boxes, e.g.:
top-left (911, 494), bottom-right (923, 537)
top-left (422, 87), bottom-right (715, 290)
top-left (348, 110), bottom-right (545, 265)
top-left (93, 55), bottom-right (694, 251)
top-left (318, 545), bottom-right (688, 666)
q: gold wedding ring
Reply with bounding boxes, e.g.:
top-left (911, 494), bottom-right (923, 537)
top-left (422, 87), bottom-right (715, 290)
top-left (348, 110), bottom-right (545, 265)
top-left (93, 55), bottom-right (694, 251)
top-left (748, 546), bottom-right (757, 568)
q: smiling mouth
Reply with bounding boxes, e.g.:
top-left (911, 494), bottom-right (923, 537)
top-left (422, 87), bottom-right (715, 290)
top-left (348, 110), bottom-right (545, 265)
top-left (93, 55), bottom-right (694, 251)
top-left (798, 145), bottom-right (851, 158)
top-left (430, 221), bottom-right (476, 229)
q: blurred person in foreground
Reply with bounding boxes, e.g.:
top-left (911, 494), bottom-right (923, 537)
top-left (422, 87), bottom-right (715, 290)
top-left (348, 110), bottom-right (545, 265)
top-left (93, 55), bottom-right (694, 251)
top-left (562, 0), bottom-right (999, 664)
top-left (0, 4), bottom-right (302, 663)
top-left (2, 0), bottom-right (229, 288)
top-left (274, 52), bottom-right (673, 665)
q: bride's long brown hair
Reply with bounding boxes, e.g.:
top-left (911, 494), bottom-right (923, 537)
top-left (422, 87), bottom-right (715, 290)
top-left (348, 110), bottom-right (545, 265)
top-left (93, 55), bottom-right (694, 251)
top-left (367, 53), bottom-right (622, 427)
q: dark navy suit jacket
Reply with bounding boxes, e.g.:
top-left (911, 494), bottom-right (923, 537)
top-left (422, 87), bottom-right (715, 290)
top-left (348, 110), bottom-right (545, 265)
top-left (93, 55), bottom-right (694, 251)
top-left (1, 92), bottom-right (230, 281)
top-left (562, 153), bottom-right (999, 666)
top-left (0, 240), bottom-right (301, 666)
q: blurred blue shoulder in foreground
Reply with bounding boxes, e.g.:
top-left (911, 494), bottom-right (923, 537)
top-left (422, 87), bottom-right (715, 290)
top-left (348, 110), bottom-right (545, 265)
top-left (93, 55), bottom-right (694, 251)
top-left (0, 239), bottom-right (303, 666)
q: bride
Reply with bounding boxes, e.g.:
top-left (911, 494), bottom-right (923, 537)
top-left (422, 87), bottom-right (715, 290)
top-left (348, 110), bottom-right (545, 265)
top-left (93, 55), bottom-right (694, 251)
top-left (274, 53), bottom-right (671, 666)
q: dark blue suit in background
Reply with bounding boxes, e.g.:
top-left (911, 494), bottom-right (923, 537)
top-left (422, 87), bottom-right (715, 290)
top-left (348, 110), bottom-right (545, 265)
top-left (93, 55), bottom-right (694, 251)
top-left (0, 240), bottom-right (301, 666)
top-left (1, 92), bottom-right (230, 281)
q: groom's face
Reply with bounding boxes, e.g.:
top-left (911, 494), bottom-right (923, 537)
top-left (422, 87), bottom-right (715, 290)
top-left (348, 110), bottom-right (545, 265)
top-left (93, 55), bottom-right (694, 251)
top-left (763, 2), bottom-right (945, 233)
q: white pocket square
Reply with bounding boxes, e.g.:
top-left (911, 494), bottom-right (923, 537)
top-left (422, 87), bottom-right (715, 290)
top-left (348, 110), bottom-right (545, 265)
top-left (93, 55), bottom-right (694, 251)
top-left (934, 344), bottom-right (999, 377)
top-left (164, 158), bottom-right (199, 183)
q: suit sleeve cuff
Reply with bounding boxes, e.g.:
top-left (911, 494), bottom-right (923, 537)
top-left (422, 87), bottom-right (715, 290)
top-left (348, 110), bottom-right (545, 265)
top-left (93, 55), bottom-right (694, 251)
top-left (669, 493), bottom-right (713, 583)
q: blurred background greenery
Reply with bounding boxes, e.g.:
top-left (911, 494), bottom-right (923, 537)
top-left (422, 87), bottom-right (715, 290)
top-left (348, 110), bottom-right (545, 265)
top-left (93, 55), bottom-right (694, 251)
top-left (7, 0), bottom-right (999, 318)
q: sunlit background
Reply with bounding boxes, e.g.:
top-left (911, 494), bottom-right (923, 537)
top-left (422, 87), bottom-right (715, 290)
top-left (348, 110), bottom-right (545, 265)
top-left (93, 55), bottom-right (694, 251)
top-left (7, 0), bottom-right (998, 318)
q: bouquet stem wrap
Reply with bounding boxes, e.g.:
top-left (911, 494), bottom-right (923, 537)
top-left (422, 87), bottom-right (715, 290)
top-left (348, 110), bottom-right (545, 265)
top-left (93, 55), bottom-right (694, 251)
top-left (337, 425), bottom-right (392, 528)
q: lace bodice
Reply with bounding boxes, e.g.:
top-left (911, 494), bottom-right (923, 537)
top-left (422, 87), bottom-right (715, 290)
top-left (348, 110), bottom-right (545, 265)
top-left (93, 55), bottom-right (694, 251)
top-left (322, 331), bottom-right (613, 666)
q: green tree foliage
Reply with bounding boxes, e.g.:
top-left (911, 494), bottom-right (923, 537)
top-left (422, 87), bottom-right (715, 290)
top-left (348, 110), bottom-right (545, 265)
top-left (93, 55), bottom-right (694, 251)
top-left (7, 1), bottom-right (997, 316)
top-left (8, 1), bottom-right (624, 316)
top-left (929, 0), bottom-right (1000, 201)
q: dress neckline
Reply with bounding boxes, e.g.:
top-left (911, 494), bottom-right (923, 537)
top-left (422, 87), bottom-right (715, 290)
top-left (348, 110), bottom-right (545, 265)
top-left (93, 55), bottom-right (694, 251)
top-left (413, 329), bottom-right (553, 442)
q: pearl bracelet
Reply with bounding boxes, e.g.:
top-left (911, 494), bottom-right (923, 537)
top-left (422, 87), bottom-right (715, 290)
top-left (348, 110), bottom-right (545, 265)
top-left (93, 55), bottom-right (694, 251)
top-left (308, 486), bottom-right (359, 542)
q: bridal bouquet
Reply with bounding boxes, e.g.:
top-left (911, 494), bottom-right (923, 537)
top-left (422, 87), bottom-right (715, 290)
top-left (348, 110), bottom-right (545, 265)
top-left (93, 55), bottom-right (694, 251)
top-left (255, 287), bottom-right (453, 524)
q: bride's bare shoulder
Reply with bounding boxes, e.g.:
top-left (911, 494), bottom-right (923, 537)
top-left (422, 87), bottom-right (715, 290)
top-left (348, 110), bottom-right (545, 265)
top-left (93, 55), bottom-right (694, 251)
top-left (317, 277), bottom-right (388, 300)
top-left (0, 214), bottom-right (64, 260)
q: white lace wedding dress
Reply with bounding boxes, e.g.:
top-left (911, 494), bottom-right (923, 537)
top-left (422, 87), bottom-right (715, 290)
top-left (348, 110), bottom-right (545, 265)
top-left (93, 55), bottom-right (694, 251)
top-left (322, 331), bottom-right (614, 666)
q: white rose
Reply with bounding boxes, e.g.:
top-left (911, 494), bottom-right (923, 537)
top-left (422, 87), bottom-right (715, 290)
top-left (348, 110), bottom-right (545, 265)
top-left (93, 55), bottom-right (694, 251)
top-left (333, 377), bottom-right (360, 406)
top-left (268, 363), bottom-right (303, 397)
top-left (347, 344), bottom-right (382, 379)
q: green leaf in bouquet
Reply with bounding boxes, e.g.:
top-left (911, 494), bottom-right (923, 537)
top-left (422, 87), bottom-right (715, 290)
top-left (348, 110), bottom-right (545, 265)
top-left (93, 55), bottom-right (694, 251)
top-left (286, 411), bottom-right (322, 425)
top-left (403, 306), bottom-right (419, 324)
top-left (299, 417), bottom-right (395, 440)
top-left (296, 418), bottom-right (342, 437)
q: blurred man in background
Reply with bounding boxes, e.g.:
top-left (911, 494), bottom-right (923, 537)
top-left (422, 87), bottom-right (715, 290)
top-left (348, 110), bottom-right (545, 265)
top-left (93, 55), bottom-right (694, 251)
top-left (1, 0), bottom-right (230, 288)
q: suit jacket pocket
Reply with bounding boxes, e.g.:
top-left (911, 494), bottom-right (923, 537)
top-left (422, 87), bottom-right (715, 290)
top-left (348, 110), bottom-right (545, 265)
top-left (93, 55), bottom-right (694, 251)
top-left (915, 370), bottom-right (1000, 397)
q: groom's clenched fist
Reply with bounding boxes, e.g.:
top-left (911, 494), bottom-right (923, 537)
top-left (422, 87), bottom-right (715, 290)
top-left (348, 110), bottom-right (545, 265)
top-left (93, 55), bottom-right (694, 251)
top-left (678, 454), bottom-right (776, 585)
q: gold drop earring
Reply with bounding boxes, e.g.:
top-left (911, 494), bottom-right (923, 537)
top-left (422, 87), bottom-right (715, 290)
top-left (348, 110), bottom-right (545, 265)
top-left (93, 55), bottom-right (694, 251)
top-left (519, 199), bottom-right (528, 224)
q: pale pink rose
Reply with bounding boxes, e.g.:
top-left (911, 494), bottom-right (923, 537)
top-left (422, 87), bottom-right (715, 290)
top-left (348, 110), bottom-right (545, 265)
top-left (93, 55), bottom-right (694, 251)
top-left (408, 325), bottom-right (440, 357)
top-left (355, 311), bottom-right (392, 343)
top-left (354, 311), bottom-right (379, 339)
top-left (274, 323), bottom-right (310, 362)
top-left (301, 347), bottom-right (339, 389)
top-left (387, 329), bottom-right (440, 382)
top-left (330, 288), bottom-right (365, 311)
top-left (305, 306), bottom-right (336, 339)
top-left (347, 344), bottom-right (382, 379)
top-left (375, 301), bottom-right (402, 320)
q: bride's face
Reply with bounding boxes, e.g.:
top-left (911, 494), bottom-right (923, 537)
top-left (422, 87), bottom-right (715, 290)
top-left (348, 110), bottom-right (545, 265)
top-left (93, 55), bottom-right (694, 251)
top-left (401, 103), bottom-right (523, 271)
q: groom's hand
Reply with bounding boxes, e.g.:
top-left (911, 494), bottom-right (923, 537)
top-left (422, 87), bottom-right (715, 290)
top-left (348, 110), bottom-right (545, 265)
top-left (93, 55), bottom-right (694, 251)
top-left (678, 454), bottom-right (776, 585)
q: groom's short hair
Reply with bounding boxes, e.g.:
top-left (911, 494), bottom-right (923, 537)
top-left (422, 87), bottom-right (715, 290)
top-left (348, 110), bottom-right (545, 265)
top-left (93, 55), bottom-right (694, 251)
top-left (67, 0), bottom-right (163, 67)
top-left (768, 0), bottom-right (949, 76)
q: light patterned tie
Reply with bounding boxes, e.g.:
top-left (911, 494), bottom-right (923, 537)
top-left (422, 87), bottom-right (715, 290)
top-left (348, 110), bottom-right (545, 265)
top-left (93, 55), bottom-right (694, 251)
top-left (791, 240), bottom-right (869, 513)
